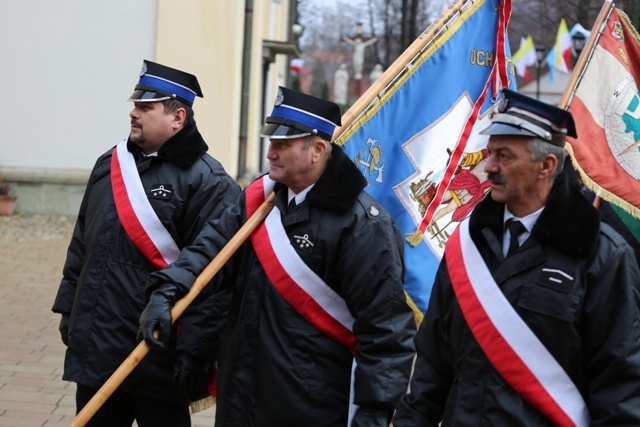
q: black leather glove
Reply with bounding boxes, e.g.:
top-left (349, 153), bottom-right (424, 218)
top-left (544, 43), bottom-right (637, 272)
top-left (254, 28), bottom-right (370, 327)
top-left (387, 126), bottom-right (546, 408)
top-left (174, 353), bottom-right (211, 398)
top-left (59, 314), bottom-right (70, 346)
top-left (351, 407), bottom-right (393, 427)
top-left (138, 284), bottom-right (182, 349)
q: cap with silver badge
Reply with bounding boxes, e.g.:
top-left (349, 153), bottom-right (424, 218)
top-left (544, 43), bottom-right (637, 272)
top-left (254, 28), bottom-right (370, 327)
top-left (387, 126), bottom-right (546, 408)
top-left (480, 88), bottom-right (576, 147)
top-left (128, 60), bottom-right (203, 107)
top-left (260, 86), bottom-right (342, 141)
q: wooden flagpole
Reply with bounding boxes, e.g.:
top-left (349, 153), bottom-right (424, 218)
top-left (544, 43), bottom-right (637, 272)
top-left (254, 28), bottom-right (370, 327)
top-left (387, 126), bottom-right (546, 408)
top-left (69, 1), bottom-right (476, 424)
top-left (557, 0), bottom-right (614, 210)
top-left (557, 0), bottom-right (614, 110)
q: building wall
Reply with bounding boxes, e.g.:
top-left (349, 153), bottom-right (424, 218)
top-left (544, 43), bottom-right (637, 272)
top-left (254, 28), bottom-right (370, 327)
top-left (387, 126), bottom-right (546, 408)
top-left (0, 0), bottom-right (157, 171)
top-left (0, 0), bottom-right (295, 215)
top-left (155, 1), bottom-right (245, 180)
top-left (247, 0), bottom-right (294, 176)
top-left (154, 0), bottom-right (295, 179)
top-left (517, 70), bottom-right (570, 106)
top-left (0, 0), bottom-right (158, 215)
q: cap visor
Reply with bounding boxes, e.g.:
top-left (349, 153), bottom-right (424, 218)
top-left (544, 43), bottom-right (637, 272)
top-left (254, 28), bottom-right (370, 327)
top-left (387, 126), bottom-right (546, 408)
top-left (479, 122), bottom-right (539, 138)
top-left (259, 123), bottom-right (311, 139)
top-left (127, 89), bottom-right (171, 102)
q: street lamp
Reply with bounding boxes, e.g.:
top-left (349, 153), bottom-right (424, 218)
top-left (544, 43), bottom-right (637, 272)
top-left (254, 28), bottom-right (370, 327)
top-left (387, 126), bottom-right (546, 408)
top-left (292, 23), bottom-right (304, 39)
top-left (535, 44), bottom-right (546, 100)
top-left (571, 32), bottom-right (586, 67)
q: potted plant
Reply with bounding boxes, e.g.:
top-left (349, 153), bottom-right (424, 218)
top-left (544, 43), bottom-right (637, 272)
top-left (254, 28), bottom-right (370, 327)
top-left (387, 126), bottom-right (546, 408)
top-left (0, 177), bottom-right (17, 215)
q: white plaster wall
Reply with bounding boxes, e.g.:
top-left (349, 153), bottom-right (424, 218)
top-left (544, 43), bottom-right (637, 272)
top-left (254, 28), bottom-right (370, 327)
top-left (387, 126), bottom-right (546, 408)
top-left (0, 1), bottom-right (157, 171)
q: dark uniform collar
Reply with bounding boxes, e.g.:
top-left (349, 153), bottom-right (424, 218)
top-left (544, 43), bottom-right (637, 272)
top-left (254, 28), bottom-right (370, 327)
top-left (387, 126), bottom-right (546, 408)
top-left (470, 173), bottom-right (600, 260)
top-left (127, 121), bottom-right (208, 169)
top-left (273, 144), bottom-right (367, 215)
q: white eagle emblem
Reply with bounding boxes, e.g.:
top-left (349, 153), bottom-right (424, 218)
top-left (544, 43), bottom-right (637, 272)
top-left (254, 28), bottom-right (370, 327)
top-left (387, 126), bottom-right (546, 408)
top-left (275, 88), bottom-right (284, 106)
top-left (139, 62), bottom-right (148, 77)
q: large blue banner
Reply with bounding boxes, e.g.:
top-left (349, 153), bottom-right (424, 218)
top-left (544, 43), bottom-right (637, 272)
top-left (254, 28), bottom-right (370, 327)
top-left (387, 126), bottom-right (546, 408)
top-left (337, 0), bottom-right (515, 319)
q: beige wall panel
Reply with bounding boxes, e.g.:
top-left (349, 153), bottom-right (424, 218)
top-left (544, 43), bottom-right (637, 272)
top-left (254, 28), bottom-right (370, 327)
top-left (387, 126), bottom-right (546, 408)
top-left (245, 0), bottom-right (292, 176)
top-left (156, 1), bottom-right (245, 178)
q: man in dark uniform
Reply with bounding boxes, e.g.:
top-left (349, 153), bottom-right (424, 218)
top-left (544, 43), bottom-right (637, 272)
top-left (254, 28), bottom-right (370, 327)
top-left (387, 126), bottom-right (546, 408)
top-left (393, 89), bottom-right (640, 426)
top-left (52, 60), bottom-right (241, 426)
top-left (139, 87), bottom-right (417, 426)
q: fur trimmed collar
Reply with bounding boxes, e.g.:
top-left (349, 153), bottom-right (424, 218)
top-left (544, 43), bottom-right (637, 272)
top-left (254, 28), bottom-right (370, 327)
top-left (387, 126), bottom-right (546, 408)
top-left (274, 144), bottom-right (367, 214)
top-left (127, 122), bottom-right (208, 169)
top-left (469, 173), bottom-right (600, 259)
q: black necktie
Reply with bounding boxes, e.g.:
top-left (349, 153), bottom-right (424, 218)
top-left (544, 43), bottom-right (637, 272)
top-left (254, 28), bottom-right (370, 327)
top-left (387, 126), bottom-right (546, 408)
top-left (506, 219), bottom-right (526, 258)
top-left (288, 198), bottom-right (297, 212)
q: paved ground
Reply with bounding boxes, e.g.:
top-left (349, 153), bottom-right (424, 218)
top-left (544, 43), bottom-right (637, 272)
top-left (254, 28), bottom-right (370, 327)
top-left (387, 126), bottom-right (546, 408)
top-left (0, 214), bottom-right (215, 426)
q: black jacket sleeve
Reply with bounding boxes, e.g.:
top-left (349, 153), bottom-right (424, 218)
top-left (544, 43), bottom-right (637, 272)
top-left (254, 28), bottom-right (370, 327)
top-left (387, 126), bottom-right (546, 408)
top-left (338, 200), bottom-right (417, 418)
top-left (52, 158), bottom-right (102, 315)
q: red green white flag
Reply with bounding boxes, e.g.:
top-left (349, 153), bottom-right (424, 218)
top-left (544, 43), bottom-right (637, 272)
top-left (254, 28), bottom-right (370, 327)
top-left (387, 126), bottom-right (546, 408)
top-left (567, 8), bottom-right (640, 219)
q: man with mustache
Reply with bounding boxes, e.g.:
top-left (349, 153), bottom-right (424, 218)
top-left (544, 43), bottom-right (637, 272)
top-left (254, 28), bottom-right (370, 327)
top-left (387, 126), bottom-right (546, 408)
top-left (393, 89), bottom-right (640, 426)
top-left (52, 60), bottom-right (241, 426)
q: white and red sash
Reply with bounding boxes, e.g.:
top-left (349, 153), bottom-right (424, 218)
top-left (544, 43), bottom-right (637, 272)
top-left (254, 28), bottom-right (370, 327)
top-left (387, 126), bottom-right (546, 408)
top-left (111, 140), bottom-right (180, 269)
top-left (246, 176), bottom-right (360, 425)
top-left (445, 219), bottom-right (589, 427)
top-left (246, 175), bottom-right (359, 354)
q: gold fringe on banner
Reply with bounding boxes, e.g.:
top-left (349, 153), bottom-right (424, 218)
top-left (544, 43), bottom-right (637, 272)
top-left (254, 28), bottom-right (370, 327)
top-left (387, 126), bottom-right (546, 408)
top-left (190, 395), bottom-right (216, 414)
top-left (406, 230), bottom-right (426, 248)
top-left (406, 291), bottom-right (425, 325)
top-left (566, 143), bottom-right (640, 220)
